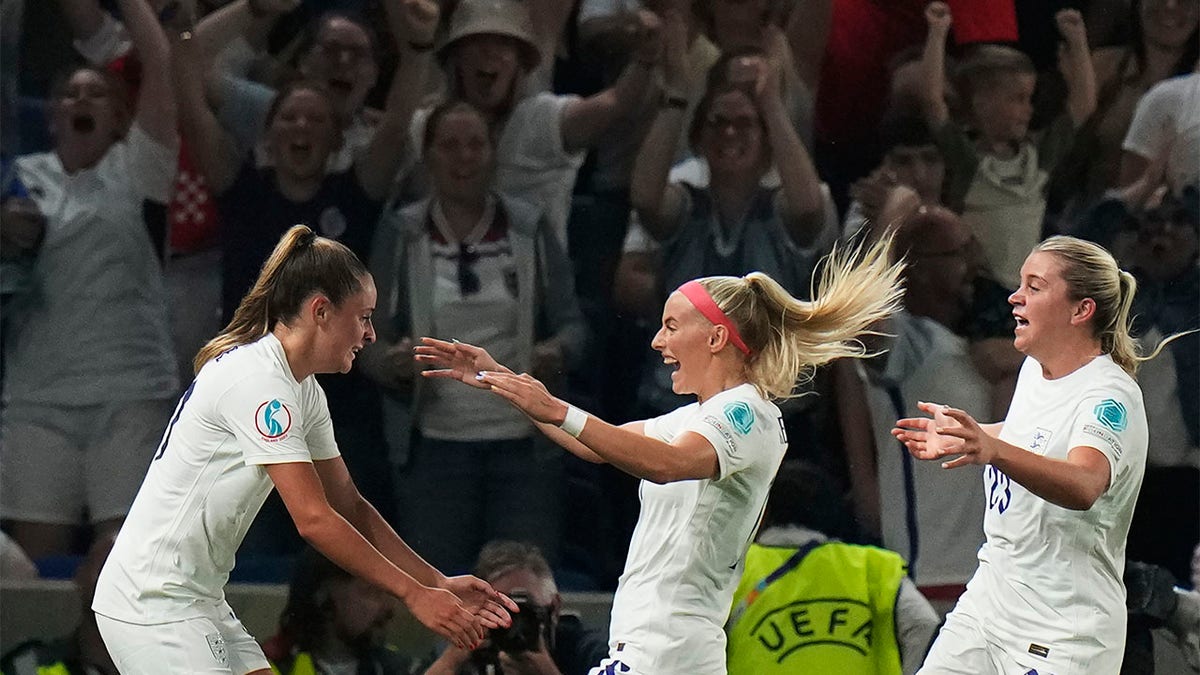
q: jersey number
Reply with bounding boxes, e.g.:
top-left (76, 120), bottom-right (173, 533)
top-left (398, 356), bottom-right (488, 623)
top-left (154, 381), bottom-right (196, 460)
top-left (985, 465), bottom-right (1012, 514)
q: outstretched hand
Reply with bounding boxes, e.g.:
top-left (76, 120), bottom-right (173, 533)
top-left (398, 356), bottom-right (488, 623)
top-left (441, 574), bottom-right (519, 630)
top-left (892, 400), bottom-right (977, 468)
top-left (931, 406), bottom-right (1000, 468)
top-left (476, 371), bottom-right (567, 426)
top-left (415, 337), bottom-right (507, 389)
top-left (405, 585), bottom-right (486, 651)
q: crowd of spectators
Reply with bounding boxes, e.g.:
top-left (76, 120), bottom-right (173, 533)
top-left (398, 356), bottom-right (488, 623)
top-left (1, 0), bottom-right (1197, 667)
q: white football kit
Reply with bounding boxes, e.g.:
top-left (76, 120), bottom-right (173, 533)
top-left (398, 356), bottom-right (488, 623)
top-left (595, 383), bottom-right (788, 675)
top-left (920, 355), bottom-right (1148, 675)
top-left (93, 334), bottom-right (340, 672)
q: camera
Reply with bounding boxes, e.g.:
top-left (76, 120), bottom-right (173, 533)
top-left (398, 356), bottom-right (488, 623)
top-left (491, 591), bottom-right (552, 653)
top-left (469, 591), bottom-right (554, 673)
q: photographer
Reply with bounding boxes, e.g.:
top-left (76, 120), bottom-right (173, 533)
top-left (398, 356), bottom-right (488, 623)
top-left (424, 541), bottom-right (608, 675)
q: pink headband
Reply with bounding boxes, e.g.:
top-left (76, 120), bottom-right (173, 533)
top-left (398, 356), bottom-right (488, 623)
top-left (678, 280), bottom-right (751, 355)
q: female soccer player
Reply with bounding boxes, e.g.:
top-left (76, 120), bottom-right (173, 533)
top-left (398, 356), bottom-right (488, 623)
top-left (894, 235), bottom-right (1183, 674)
top-left (92, 226), bottom-right (514, 675)
top-left (418, 238), bottom-right (905, 675)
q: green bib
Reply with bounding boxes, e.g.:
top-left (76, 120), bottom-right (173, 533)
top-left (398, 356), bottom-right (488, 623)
top-left (727, 541), bottom-right (907, 674)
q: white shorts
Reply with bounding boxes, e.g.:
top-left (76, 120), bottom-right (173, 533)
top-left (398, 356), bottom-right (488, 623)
top-left (918, 600), bottom-right (1074, 675)
top-left (0, 398), bottom-right (173, 524)
top-left (95, 602), bottom-right (270, 675)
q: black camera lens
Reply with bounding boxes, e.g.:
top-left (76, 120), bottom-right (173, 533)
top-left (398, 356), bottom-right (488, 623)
top-left (489, 592), bottom-right (550, 654)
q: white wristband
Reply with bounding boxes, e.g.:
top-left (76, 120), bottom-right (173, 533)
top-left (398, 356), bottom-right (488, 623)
top-left (559, 405), bottom-right (588, 438)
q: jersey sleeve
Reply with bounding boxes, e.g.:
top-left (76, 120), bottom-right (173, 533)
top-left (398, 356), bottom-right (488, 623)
top-left (641, 402), bottom-right (700, 442)
top-left (302, 380), bottom-right (340, 461)
top-left (217, 374), bottom-right (320, 466)
top-left (1065, 388), bottom-right (1139, 487)
top-left (684, 395), bottom-right (775, 481)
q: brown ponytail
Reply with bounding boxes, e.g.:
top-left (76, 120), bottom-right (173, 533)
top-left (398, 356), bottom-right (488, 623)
top-left (193, 225), bottom-right (368, 372)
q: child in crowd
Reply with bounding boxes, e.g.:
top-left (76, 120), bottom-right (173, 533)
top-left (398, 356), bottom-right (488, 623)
top-left (918, 2), bottom-right (1096, 294)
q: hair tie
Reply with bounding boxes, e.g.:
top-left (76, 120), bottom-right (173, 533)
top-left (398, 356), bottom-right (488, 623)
top-left (296, 227), bottom-right (317, 249)
top-left (679, 280), bottom-right (751, 355)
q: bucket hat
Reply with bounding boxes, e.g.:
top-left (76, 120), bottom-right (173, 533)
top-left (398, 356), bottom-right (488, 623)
top-left (438, 0), bottom-right (541, 70)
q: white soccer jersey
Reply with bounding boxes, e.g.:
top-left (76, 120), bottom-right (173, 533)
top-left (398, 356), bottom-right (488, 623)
top-left (93, 334), bottom-right (339, 624)
top-left (606, 384), bottom-right (787, 675)
top-left (965, 354), bottom-right (1147, 671)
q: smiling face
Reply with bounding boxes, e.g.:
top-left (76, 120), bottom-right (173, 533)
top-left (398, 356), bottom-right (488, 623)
top-left (698, 89), bottom-right (767, 178)
top-left (651, 291), bottom-right (719, 396)
top-left (318, 275), bottom-right (377, 374)
top-left (51, 68), bottom-right (126, 163)
top-left (266, 88), bottom-right (340, 182)
top-left (426, 106), bottom-right (495, 203)
top-left (453, 34), bottom-right (523, 113)
top-left (1008, 251), bottom-right (1084, 357)
top-left (299, 16), bottom-right (378, 119)
top-left (972, 72), bottom-right (1035, 144)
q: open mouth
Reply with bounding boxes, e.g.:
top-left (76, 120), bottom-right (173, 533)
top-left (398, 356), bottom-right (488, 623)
top-left (473, 69), bottom-right (499, 90)
top-left (1013, 314), bottom-right (1029, 330)
top-left (287, 141), bottom-right (315, 162)
top-left (72, 115), bottom-right (96, 133)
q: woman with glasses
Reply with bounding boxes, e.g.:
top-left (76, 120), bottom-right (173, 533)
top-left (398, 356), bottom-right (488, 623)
top-left (630, 43), bottom-right (828, 288)
top-left (362, 99), bottom-right (587, 574)
top-left (622, 26), bottom-right (832, 420)
top-left (176, 0), bottom-right (439, 323)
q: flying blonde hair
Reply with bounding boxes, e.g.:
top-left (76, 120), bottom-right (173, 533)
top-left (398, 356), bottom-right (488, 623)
top-left (697, 236), bottom-right (906, 400)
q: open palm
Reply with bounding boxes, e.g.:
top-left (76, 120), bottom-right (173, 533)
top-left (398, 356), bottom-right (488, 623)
top-left (415, 337), bottom-right (508, 389)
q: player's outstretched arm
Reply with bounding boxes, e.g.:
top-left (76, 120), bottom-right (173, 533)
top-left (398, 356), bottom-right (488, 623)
top-left (266, 461), bottom-right (489, 648)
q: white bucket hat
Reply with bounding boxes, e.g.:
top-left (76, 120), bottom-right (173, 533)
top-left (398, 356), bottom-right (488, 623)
top-left (438, 0), bottom-right (542, 70)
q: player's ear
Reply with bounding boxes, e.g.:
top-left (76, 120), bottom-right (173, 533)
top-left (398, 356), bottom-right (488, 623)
top-left (309, 293), bottom-right (333, 324)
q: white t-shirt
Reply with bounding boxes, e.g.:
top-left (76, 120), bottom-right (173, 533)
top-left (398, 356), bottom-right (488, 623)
top-left (93, 334), bottom-right (340, 624)
top-left (965, 354), bottom-right (1147, 669)
top-left (607, 383), bottom-right (787, 675)
top-left (1122, 73), bottom-right (1200, 191)
top-left (6, 124), bottom-right (178, 405)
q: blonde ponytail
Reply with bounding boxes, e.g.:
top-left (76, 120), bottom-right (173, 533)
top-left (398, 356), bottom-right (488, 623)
top-left (700, 236), bottom-right (906, 400)
top-left (1034, 235), bottom-right (1192, 377)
